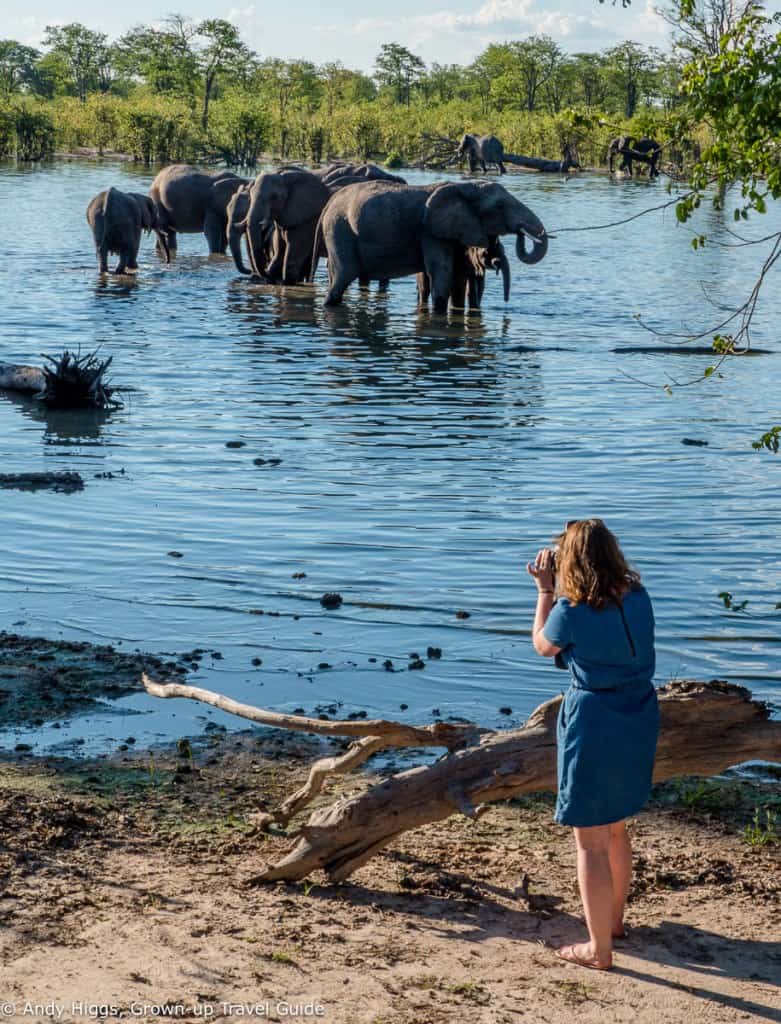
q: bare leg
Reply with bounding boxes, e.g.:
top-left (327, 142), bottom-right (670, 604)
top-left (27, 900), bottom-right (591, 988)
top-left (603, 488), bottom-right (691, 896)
top-left (559, 825), bottom-right (613, 967)
top-left (608, 819), bottom-right (631, 936)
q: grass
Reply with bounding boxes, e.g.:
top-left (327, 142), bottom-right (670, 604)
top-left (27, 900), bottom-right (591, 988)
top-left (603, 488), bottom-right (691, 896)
top-left (448, 980), bottom-right (491, 1005)
top-left (549, 979), bottom-right (596, 1006)
top-left (269, 950), bottom-right (298, 966)
top-left (743, 807), bottom-right (778, 847)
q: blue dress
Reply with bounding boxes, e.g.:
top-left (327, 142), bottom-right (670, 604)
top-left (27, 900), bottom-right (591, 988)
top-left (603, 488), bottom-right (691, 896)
top-left (542, 585), bottom-right (659, 828)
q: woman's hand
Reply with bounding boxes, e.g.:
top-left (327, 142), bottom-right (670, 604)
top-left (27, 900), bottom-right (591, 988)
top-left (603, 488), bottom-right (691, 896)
top-left (527, 547), bottom-right (556, 594)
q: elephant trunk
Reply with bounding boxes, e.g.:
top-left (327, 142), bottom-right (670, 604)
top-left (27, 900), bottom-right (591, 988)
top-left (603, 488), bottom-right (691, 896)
top-left (229, 225), bottom-right (251, 275)
top-left (515, 226), bottom-right (548, 265)
top-left (248, 220), bottom-right (267, 278)
top-left (498, 244), bottom-right (511, 301)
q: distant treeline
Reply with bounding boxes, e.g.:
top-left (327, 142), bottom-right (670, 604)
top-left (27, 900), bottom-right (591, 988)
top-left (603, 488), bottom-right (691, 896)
top-left (0, 19), bottom-right (689, 166)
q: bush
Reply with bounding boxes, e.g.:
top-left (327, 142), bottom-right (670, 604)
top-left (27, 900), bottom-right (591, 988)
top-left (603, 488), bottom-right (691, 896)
top-left (0, 107), bottom-right (16, 159)
top-left (0, 103), bottom-right (55, 160)
top-left (209, 94), bottom-right (269, 166)
top-left (117, 96), bottom-right (202, 164)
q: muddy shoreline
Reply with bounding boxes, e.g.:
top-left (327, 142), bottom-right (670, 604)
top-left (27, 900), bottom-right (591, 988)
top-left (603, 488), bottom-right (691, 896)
top-left (0, 634), bottom-right (778, 1022)
top-left (0, 728), bottom-right (778, 1023)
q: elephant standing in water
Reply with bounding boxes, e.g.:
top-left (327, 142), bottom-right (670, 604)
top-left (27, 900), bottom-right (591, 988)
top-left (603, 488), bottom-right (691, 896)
top-left (313, 180), bottom-right (547, 312)
top-left (417, 236), bottom-right (510, 311)
top-left (608, 136), bottom-right (662, 178)
top-left (149, 164), bottom-right (249, 255)
top-left (457, 134), bottom-right (507, 174)
top-left (227, 164), bottom-right (407, 282)
top-left (86, 187), bottom-right (169, 274)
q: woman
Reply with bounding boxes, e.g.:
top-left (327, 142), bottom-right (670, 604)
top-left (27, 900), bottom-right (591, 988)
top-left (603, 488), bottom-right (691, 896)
top-left (527, 518), bottom-right (659, 972)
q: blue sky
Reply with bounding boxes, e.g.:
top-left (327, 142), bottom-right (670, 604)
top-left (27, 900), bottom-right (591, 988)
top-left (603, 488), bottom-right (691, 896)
top-left (0, 1), bottom-right (773, 69)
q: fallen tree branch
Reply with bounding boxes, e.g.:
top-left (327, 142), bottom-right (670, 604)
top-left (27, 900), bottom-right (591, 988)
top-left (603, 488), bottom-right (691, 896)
top-left (143, 674), bottom-right (485, 829)
top-left (142, 677), bottom-right (779, 884)
top-left (0, 350), bottom-right (119, 408)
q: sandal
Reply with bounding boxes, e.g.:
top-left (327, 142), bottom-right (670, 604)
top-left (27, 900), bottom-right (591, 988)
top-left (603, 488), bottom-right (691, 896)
top-left (555, 944), bottom-right (613, 972)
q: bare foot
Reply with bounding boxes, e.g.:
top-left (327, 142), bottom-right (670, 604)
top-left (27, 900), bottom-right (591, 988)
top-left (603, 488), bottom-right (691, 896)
top-left (556, 943), bottom-right (613, 971)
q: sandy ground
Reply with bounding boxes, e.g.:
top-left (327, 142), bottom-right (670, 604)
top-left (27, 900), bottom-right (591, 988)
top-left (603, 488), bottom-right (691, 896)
top-left (0, 732), bottom-right (779, 1024)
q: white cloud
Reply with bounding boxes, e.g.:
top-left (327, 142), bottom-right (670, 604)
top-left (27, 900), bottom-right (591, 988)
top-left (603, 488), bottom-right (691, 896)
top-left (226, 5), bottom-right (257, 29)
top-left (316, 0), bottom-right (613, 57)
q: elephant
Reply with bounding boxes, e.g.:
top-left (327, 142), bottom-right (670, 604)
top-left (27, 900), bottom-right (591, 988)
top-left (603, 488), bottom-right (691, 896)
top-left (228, 165), bottom-right (408, 282)
top-left (457, 133), bottom-right (506, 175)
top-left (312, 179), bottom-right (547, 312)
top-left (320, 162), bottom-right (406, 185)
top-left (417, 236), bottom-right (510, 311)
top-left (148, 164), bottom-right (248, 256)
top-left (86, 187), bottom-right (169, 274)
top-left (608, 136), bottom-right (662, 178)
top-left (227, 169), bottom-right (331, 284)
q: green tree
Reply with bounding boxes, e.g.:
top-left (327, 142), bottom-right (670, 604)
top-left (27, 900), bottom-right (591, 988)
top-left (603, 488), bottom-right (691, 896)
top-left (424, 63), bottom-right (468, 104)
top-left (0, 40), bottom-right (40, 95)
top-left (43, 23), bottom-right (111, 102)
top-left (319, 62), bottom-right (375, 116)
top-left (569, 52), bottom-right (609, 110)
top-left (114, 22), bottom-right (200, 96)
top-left (657, 0), bottom-right (756, 57)
top-left (604, 41), bottom-right (659, 118)
top-left (27, 51), bottom-right (71, 98)
top-left (374, 43), bottom-right (426, 106)
top-left (513, 36), bottom-right (565, 112)
top-left (196, 19), bottom-right (254, 131)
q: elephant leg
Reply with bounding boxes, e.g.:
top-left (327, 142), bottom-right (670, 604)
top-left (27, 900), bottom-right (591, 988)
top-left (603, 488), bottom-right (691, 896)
top-left (378, 279), bottom-right (389, 293)
top-left (498, 161), bottom-right (506, 175)
top-left (157, 228), bottom-right (177, 258)
top-left (128, 228), bottom-right (142, 270)
top-left (467, 274), bottom-right (482, 310)
top-left (480, 159), bottom-right (487, 173)
top-left (204, 210), bottom-right (226, 254)
top-left (358, 276), bottom-right (370, 288)
top-left (423, 237), bottom-right (454, 312)
top-left (450, 258), bottom-right (467, 310)
top-left (417, 272), bottom-right (430, 306)
top-left (97, 242), bottom-right (109, 274)
top-left (430, 268), bottom-right (451, 313)
top-left (324, 224), bottom-right (358, 306)
top-left (114, 248), bottom-right (130, 274)
top-left (325, 268), bottom-right (353, 306)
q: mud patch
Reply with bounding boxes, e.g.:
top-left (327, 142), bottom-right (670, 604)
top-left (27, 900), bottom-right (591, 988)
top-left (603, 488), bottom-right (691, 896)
top-left (0, 632), bottom-right (189, 728)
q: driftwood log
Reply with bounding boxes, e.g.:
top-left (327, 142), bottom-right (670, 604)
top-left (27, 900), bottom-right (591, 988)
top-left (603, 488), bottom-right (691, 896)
top-left (142, 676), bottom-right (780, 883)
top-left (505, 154), bottom-right (579, 173)
top-left (0, 350), bottom-right (117, 408)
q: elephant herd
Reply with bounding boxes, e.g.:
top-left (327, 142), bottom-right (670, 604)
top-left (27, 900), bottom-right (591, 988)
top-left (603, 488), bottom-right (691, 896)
top-left (86, 160), bottom-right (549, 312)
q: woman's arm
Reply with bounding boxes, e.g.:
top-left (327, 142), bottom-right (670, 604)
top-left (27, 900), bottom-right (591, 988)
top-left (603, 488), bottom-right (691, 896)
top-left (526, 547), bottom-right (562, 658)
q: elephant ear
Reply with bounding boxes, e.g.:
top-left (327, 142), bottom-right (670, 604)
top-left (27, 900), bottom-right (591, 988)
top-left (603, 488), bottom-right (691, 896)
top-left (279, 170), bottom-right (330, 227)
top-left (424, 183), bottom-right (489, 248)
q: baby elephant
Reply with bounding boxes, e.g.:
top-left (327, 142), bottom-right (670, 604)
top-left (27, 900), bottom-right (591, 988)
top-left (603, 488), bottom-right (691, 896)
top-left (86, 187), bottom-right (169, 274)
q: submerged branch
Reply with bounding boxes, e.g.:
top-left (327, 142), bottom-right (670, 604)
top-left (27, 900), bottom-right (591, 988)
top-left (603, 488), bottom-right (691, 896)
top-left (0, 349), bottom-right (119, 408)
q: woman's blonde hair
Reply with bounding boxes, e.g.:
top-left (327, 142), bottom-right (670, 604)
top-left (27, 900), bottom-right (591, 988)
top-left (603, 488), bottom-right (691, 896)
top-left (555, 519), bottom-right (640, 608)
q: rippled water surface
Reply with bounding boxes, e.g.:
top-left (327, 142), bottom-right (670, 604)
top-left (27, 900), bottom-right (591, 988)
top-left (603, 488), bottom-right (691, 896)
top-left (0, 160), bottom-right (779, 754)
